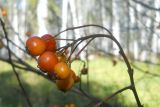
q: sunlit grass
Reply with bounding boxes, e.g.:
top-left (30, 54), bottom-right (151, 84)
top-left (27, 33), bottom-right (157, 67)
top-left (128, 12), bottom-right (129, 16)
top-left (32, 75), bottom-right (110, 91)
top-left (0, 56), bottom-right (160, 107)
top-left (71, 56), bottom-right (160, 107)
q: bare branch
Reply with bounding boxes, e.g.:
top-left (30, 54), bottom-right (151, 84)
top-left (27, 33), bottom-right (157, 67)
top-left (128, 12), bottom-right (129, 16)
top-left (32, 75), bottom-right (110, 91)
top-left (95, 85), bottom-right (131, 107)
top-left (0, 18), bottom-right (33, 107)
top-left (75, 38), bottom-right (95, 58)
top-left (132, 0), bottom-right (160, 11)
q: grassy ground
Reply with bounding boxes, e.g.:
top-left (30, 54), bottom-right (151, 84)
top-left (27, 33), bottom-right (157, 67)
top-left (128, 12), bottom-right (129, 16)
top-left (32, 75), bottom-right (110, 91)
top-left (0, 56), bottom-right (160, 107)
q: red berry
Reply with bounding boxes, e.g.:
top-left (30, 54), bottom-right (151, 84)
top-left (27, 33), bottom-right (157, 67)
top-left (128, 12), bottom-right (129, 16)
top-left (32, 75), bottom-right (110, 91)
top-left (26, 36), bottom-right (46, 56)
top-left (38, 51), bottom-right (58, 72)
top-left (41, 34), bottom-right (56, 52)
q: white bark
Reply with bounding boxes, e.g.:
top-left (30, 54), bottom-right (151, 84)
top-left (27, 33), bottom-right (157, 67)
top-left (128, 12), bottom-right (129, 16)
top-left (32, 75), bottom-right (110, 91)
top-left (101, 0), bottom-right (109, 52)
top-left (130, 2), bottom-right (138, 59)
top-left (112, 0), bottom-right (120, 55)
top-left (154, 0), bottom-right (160, 53)
top-left (60, 0), bottom-right (69, 47)
top-left (69, 0), bottom-right (86, 59)
top-left (37, 0), bottom-right (48, 36)
top-left (151, 0), bottom-right (160, 62)
top-left (8, 0), bottom-right (26, 57)
top-left (12, 1), bottom-right (21, 56)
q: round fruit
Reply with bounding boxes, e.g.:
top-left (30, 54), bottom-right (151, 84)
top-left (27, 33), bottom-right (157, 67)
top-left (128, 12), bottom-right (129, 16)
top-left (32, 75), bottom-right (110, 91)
top-left (38, 51), bottom-right (58, 72)
top-left (26, 36), bottom-right (46, 56)
top-left (81, 68), bottom-right (88, 75)
top-left (54, 62), bottom-right (71, 79)
top-left (41, 34), bottom-right (56, 51)
top-left (56, 73), bottom-right (74, 92)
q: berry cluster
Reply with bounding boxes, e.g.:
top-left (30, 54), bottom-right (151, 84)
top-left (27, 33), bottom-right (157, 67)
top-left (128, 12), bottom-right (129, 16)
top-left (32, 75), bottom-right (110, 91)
top-left (26, 34), bottom-right (79, 92)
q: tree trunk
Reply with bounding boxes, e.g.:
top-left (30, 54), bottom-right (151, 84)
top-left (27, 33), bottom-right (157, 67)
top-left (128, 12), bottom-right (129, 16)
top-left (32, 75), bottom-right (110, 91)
top-left (112, 0), bottom-right (120, 55)
top-left (37, 0), bottom-right (48, 36)
top-left (60, 0), bottom-right (69, 47)
top-left (69, 0), bottom-right (86, 59)
top-left (126, 1), bottom-right (131, 56)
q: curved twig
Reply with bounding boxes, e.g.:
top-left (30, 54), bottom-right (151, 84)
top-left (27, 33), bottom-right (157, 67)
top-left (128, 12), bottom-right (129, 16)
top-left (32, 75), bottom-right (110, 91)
top-left (95, 85), bottom-right (132, 107)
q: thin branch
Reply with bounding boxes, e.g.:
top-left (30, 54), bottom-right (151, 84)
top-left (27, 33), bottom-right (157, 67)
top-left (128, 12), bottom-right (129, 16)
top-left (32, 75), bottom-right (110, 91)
top-left (75, 38), bottom-right (95, 58)
top-left (6, 19), bottom-right (25, 47)
top-left (110, 36), bottom-right (143, 107)
top-left (8, 39), bottom-right (26, 52)
top-left (54, 24), bottom-right (112, 37)
top-left (131, 63), bottom-right (160, 77)
top-left (67, 40), bottom-right (83, 61)
top-left (95, 85), bottom-right (132, 107)
top-left (0, 18), bottom-right (33, 107)
top-left (132, 0), bottom-right (160, 11)
top-left (56, 38), bottom-right (75, 41)
top-left (0, 57), bottom-right (28, 70)
top-left (61, 31), bottom-right (142, 106)
top-left (89, 48), bottom-right (160, 77)
top-left (0, 55), bottom-right (53, 81)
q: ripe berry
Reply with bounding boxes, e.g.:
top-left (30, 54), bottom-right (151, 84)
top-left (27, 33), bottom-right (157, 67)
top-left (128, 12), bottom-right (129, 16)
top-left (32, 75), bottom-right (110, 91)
top-left (54, 62), bottom-right (71, 79)
top-left (26, 36), bottom-right (46, 56)
top-left (41, 34), bottom-right (56, 52)
top-left (38, 51), bottom-right (58, 72)
top-left (56, 73), bottom-right (74, 92)
top-left (71, 70), bottom-right (80, 83)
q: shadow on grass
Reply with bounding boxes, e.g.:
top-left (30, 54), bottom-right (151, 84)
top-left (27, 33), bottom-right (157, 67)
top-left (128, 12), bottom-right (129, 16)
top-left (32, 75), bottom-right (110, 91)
top-left (0, 71), bottom-right (27, 107)
top-left (0, 71), bottom-right (136, 107)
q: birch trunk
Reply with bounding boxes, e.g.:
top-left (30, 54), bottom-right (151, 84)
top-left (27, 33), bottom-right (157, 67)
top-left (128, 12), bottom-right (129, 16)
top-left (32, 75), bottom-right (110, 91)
top-left (60, 0), bottom-right (69, 47)
top-left (112, 0), bottom-right (120, 55)
top-left (69, 0), bottom-right (86, 59)
top-left (153, 0), bottom-right (160, 61)
top-left (37, 0), bottom-right (48, 36)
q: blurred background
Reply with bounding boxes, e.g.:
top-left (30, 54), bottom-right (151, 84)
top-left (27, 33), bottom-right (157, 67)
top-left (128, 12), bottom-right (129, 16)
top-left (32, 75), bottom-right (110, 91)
top-left (0, 0), bottom-right (160, 107)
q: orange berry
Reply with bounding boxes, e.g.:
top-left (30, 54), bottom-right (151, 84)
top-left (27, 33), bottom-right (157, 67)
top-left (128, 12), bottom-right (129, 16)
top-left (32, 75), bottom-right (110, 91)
top-left (56, 73), bottom-right (74, 92)
top-left (26, 36), bottom-right (46, 56)
top-left (54, 62), bottom-right (71, 79)
top-left (38, 51), bottom-right (58, 72)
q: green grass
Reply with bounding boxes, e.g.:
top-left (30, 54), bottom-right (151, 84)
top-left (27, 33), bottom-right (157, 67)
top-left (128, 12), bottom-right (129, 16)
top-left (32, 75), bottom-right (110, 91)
top-left (0, 57), bottom-right (160, 107)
